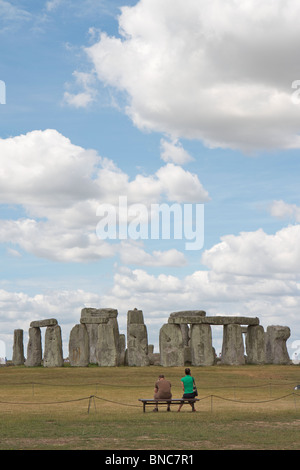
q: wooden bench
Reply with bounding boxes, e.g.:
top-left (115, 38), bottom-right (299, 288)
top-left (138, 398), bottom-right (199, 412)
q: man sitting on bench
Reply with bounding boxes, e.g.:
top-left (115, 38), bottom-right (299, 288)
top-left (153, 374), bottom-right (172, 412)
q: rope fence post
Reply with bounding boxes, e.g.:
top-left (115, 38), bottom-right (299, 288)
top-left (87, 395), bottom-right (96, 414)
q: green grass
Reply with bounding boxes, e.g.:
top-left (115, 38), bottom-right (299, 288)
top-left (0, 364), bottom-right (299, 450)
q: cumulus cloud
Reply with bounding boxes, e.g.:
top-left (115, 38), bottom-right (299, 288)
top-left (201, 225), bottom-right (300, 276)
top-left (0, 129), bottom-right (208, 263)
top-left (118, 241), bottom-right (187, 267)
top-left (82, 0), bottom-right (300, 152)
top-left (160, 139), bottom-right (194, 165)
top-left (270, 200), bottom-right (300, 222)
top-left (63, 71), bottom-right (98, 108)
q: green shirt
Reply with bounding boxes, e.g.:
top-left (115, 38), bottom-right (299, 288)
top-left (181, 375), bottom-right (194, 393)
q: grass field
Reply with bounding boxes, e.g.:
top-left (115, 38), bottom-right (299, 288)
top-left (0, 364), bottom-right (299, 450)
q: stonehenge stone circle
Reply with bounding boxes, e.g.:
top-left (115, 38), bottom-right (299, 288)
top-left (14, 309), bottom-right (292, 367)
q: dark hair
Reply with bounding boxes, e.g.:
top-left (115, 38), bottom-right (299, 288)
top-left (185, 368), bottom-right (191, 375)
top-left (159, 374), bottom-right (165, 378)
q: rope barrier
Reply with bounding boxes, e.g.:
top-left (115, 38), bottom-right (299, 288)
top-left (0, 392), bottom-right (298, 413)
top-left (0, 396), bottom-right (91, 405)
top-left (0, 380), bottom-right (297, 389)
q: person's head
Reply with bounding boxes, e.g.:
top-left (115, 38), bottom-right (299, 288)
top-left (185, 368), bottom-right (191, 375)
top-left (158, 374), bottom-right (165, 379)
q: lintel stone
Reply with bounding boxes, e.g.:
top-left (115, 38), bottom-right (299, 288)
top-left (80, 308), bottom-right (117, 324)
top-left (169, 310), bottom-right (206, 318)
top-left (30, 318), bottom-right (58, 328)
top-left (168, 316), bottom-right (259, 326)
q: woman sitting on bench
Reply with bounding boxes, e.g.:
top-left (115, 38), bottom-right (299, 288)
top-left (177, 368), bottom-right (197, 412)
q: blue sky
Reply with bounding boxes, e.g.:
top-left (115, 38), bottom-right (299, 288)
top-left (1, 0), bottom-right (300, 360)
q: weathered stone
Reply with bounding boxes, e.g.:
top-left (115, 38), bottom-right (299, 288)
top-left (80, 308), bottom-right (119, 363)
top-left (127, 308), bottom-right (145, 324)
top-left (190, 323), bottom-right (215, 366)
top-left (69, 324), bottom-right (89, 367)
top-left (97, 321), bottom-right (120, 367)
top-left (127, 309), bottom-right (149, 366)
top-left (25, 327), bottom-right (42, 367)
top-left (184, 346), bottom-right (192, 365)
top-left (180, 324), bottom-right (190, 346)
top-left (148, 344), bottom-right (161, 366)
top-left (127, 323), bottom-right (149, 366)
top-left (119, 334), bottom-right (126, 366)
top-left (265, 325), bottom-right (290, 364)
top-left (169, 316), bottom-right (259, 326)
top-left (80, 316), bottom-right (108, 324)
top-left (169, 310), bottom-right (206, 318)
top-left (84, 324), bottom-right (98, 363)
top-left (30, 318), bottom-right (58, 328)
top-left (80, 308), bottom-right (117, 324)
top-left (221, 324), bottom-right (245, 365)
top-left (12, 329), bottom-right (25, 365)
top-left (159, 323), bottom-right (184, 367)
top-left (246, 325), bottom-right (266, 364)
top-left (43, 325), bottom-right (64, 367)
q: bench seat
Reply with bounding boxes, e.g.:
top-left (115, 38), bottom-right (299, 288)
top-left (138, 398), bottom-right (199, 412)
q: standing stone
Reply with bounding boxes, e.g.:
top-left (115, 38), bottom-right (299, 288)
top-left (97, 322), bottom-right (120, 367)
top-left (43, 325), bottom-right (64, 367)
top-left (221, 324), bottom-right (245, 365)
top-left (12, 329), bottom-right (25, 365)
top-left (127, 309), bottom-right (149, 366)
top-left (265, 325), bottom-right (290, 364)
top-left (190, 323), bottom-right (215, 366)
top-left (179, 324), bottom-right (191, 364)
top-left (80, 308), bottom-right (118, 364)
top-left (148, 345), bottom-right (161, 366)
top-left (159, 323), bottom-right (184, 367)
top-left (69, 324), bottom-right (89, 367)
top-left (25, 327), bottom-right (42, 367)
top-left (246, 325), bottom-right (266, 364)
top-left (119, 334), bottom-right (126, 366)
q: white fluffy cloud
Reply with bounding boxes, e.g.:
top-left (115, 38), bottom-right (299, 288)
top-left (0, 129), bottom-right (209, 263)
top-left (270, 200), bottom-right (300, 222)
top-left (82, 0), bottom-right (300, 152)
top-left (201, 225), bottom-right (300, 276)
top-left (160, 139), bottom-right (194, 165)
top-left (118, 241), bottom-right (187, 267)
